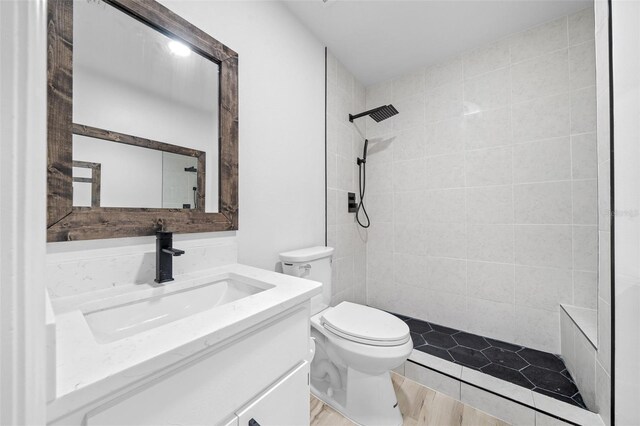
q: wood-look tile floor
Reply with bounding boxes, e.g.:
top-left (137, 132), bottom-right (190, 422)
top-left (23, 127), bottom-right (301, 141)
top-left (310, 372), bottom-right (510, 426)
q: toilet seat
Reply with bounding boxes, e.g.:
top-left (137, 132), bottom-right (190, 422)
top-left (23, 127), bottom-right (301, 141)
top-left (320, 302), bottom-right (410, 347)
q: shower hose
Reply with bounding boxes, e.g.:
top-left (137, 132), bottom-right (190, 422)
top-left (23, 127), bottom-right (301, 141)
top-left (355, 159), bottom-right (370, 228)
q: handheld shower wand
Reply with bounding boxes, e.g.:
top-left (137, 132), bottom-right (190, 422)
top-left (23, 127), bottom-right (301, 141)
top-left (355, 139), bottom-right (371, 228)
top-left (357, 139), bottom-right (369, 166)
top-left (348, 105), bottom-right (399, 228)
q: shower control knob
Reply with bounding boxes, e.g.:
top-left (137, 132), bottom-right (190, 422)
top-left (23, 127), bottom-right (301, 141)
top-left (347, 192), bottom-right (357, 213)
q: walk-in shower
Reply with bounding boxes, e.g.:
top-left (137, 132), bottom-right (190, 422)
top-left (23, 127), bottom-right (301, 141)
top-left (349, 105), bottom-right (398, 228)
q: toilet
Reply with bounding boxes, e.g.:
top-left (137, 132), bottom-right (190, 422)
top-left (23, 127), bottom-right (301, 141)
top-left (280, 246), bottom-right (412, 426)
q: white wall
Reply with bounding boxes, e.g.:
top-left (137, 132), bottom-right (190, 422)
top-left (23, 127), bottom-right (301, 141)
top-left (326, 52), bottom-right (367, 306)
top-left (0, 0), bottom-right (48, 422)
top-left (611, 0), bottom-right (640, 424)
top-left (47, 2), bottom-right (325, 298)
top-left (158, 0), bottom-right (325, 271)
top-left (363, 8), bottom-right (598, 354)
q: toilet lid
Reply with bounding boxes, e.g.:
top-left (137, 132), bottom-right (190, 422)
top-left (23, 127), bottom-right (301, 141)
top-left (320, 302), bottom-right (410, 346)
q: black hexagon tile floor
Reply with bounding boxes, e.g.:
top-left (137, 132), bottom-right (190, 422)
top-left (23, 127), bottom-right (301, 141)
top-left (391, 313), bottom-right (586, 409)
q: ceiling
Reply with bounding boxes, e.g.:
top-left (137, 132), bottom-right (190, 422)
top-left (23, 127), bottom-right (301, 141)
top-left (284, 0), bottom-right (592, 86)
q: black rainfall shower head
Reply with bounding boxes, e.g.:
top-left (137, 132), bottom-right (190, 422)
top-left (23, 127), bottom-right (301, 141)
top-left (369, 104), bottom-right (399, 122)
top-left (349, 104), bottom-right (399, 123)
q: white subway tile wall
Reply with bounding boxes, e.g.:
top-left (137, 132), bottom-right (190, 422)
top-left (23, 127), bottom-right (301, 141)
top-left (364, 8), bottom-right (598, 354)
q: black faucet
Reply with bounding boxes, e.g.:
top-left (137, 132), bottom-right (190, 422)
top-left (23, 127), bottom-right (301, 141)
top-left (155, 231), bottom-right (185, 283)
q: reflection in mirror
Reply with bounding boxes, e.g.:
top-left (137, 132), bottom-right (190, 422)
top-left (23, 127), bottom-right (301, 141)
top-left (162, 152), bottom-right (199, 209)
top-left (72, 160), bottom-right (101, 207)
top-left (73, 134), bottom-right (202, 209)
top-left (73, 0), bottom-right (219, 212)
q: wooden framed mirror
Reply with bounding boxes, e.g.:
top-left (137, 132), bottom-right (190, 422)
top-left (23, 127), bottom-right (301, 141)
top-left (47, 0), bottom-right (238, 242)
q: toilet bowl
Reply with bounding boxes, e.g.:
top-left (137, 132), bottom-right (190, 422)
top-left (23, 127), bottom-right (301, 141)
top-left (311, 302), bottom-right (413, 426)
top-left (279, 247), bottom-right (412, 426)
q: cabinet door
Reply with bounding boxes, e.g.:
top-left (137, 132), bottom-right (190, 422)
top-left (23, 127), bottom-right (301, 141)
top-left (236, 362), bottom-right (309, 426)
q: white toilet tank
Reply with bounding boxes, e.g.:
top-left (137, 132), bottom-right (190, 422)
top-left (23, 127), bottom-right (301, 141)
top-left (279, 246), bottom-right (333, 315)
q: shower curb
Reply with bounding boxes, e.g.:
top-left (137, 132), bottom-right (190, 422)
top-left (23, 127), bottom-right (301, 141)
top-left (402, 351), bottom-right (603, 426)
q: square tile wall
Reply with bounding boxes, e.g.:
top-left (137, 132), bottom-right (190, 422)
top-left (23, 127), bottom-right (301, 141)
top-left (326, 52), bottom-right (367, 306)
top-left (549, 4), bottom-right (611, 422)
top-left (561, 308), bottom-right (597, 410)
top-left (364, 8), bottom-right (598, 354)
top-left (594, 0), bottom-right (612, 423)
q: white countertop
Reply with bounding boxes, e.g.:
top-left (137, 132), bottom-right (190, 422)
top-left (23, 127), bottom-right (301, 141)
top-left (47, 263), bottom-right (321, 422)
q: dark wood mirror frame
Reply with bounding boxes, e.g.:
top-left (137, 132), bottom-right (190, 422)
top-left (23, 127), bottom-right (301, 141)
top-left (47, 0), bottom-right (238, 242)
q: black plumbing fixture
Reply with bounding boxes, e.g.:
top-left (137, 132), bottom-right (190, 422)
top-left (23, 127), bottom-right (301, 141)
top-left (348, 105), bottom-right (399, 228)
top-left (155, 231), bottom-right (185, 283)
top-left (349, 104), bottom-right (398, 123)
top-left (347, 192), bottom-right (357, 213)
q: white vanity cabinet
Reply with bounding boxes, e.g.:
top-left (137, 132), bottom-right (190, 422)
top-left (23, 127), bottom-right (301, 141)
top-left (235, 362), bottom-right (310, 426)
top-left (52, 305), bottom-right (312, 426)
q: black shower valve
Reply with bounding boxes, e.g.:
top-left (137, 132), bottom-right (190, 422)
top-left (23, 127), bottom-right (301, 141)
top-left (347, 192), bottom-right (357, 213)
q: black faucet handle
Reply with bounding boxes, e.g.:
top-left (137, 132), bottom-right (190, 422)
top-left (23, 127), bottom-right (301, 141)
top-left (155, 231), bottom-right (183, 284)
top-left (162, 248), bottom-right (185, 257)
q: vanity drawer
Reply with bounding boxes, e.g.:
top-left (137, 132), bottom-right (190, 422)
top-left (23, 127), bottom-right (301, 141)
top-left (83, 306), bottom-right (309, 426)
top-left (236, 362), bottom-right (309, 426)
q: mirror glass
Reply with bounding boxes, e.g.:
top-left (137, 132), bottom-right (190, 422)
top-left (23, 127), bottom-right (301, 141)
top-left (72, 135), bottom-right (200, 209)
top-left (72, 0), bottom-right (219, 212)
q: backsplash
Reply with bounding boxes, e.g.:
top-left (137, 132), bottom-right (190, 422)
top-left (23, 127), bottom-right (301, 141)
top-left (46, 233), bottom-right (237, 299)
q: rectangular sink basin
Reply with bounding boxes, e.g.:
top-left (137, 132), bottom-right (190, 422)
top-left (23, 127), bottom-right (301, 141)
top-left (84, 275), bottom-right (272, 343)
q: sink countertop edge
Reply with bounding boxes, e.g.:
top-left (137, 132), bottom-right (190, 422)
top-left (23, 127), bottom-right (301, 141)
top-left (47, 263), bottom-right (321, 422)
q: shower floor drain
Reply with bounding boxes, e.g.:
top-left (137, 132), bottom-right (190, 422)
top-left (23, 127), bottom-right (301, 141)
top-left (390, 312), bottom-right (587, 409)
